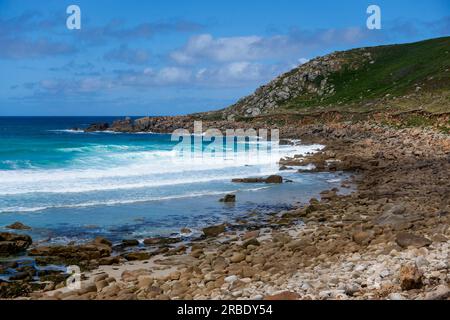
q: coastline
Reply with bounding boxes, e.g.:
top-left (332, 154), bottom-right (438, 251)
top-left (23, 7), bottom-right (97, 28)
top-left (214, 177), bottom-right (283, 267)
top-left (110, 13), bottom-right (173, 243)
top-left (2, 121), bottom-right (448, 300)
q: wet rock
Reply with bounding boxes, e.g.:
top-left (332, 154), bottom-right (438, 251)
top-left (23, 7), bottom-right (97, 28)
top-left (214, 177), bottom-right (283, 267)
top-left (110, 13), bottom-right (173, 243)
top-left (143, 237), bottom-right (181, 246)
top-left (399, 264), bottom-right (423, 291)
top-left (85, 123), bottom-right (109, 132)
top-left (122, 239), bottom-right (139, 247)
top-left (232, 175), bottom-right (283, 184)
top-left (29, 238), bottom-right (112, 265)
top-left (202, 224), bottom-right (226, 237)
top-left (395, 232), bottom-right (432, 248)
top-left (265, 175), bottom-right (283, 184)
top-left (5, 222), bottom-right (31, 230)
top-left (0, 233), bottom-right (32, 257)
top-left (220, 194), bottom-right (236, 203)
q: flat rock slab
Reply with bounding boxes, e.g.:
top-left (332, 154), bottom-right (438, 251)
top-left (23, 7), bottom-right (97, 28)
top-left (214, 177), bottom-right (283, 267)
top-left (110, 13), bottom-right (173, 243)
top-left (395, 232), bottom-right (432, 248)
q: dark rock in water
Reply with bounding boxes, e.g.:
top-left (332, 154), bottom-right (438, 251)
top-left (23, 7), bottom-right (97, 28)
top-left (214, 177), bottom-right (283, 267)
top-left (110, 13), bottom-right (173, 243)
top-left (0, 233), bottom-right (32, 257)
top-left (232, 175), bottom-right (283, 184)
top-left (220, 194), bottom-right (236, 203)
top-left (5, 222), bottom-right (31, 230)
top-left (143, 237), bottom-right (181, 246)
top-left (9, 271), bottom-right (32, 281)
top-left (85, 122), bottom-right (109, 132)
top-left (396, 232), bottom-right (432, 248)
top-left (28, 237), bottom-right (113, 266)
top-left (110, 118), bottom-right (134, 132)
top-left (279, 139), bottom-right (294, 145)
top-left (122, 239), bottom-right (139, 246)
top-left (202, 224), bottom-right (226, 237)
top-left (232, 177), bottom-right (265, 183)
top-left (265, 175), bottom-right (283, 184)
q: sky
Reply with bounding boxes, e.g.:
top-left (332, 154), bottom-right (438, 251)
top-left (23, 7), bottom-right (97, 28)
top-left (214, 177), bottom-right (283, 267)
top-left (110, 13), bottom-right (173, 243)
top-left (0, 0), bottom-right (449, 116)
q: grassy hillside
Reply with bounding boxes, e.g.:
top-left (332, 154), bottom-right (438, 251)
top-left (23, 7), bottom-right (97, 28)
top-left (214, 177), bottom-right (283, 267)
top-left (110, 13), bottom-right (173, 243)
top-left (282, 37), bottom-right (450, 113)
top-left (202, 37), bottom-right (450, 124)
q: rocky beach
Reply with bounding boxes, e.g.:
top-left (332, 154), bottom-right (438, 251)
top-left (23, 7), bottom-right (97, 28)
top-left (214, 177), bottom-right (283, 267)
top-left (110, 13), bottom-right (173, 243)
top-left (1, 119), bottom-right (449, 300)
top-left (1, 36), bottom-right (449, 301)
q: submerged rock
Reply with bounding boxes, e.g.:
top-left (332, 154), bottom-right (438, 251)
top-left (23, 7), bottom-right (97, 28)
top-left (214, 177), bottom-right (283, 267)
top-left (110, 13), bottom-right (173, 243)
top-left (220, 194), bottom-right (236, 203)
top-left (232, 175), bottom-right (283, 184)
top-left (0, 233), bottom-right (32, 257)
top-left (5, 222), bottom-right (32, 230)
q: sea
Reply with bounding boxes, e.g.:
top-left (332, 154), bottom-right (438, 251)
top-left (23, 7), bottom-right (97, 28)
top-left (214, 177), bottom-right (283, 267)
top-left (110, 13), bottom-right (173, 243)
top-left (0, 116), bottom-right (349, 244)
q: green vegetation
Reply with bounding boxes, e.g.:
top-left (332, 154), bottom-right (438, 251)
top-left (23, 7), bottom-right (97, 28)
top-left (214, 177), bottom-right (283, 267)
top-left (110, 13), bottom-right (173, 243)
top-left (282, 37), bottom-right (450, 113)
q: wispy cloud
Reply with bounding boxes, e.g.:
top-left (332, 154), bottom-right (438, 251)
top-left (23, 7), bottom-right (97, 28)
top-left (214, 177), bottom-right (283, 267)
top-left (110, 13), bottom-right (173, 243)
top-left (104, 45), bottom-right (151, 65)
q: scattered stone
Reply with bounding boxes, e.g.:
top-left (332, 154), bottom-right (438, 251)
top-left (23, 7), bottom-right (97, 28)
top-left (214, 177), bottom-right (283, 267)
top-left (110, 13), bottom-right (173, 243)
top-left (399, 264), bottom-right (423, 291)
top-left (202, 224), bottom-right (226, 237)
top-left (264, 291), bottom-right (300, 300)
top-left (395, 232), bottom-right (432, 248)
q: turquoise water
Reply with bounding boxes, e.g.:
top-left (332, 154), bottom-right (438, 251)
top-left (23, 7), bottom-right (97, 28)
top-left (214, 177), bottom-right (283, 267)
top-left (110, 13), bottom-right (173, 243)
top-left (0, 117), bottom-right (347, 243)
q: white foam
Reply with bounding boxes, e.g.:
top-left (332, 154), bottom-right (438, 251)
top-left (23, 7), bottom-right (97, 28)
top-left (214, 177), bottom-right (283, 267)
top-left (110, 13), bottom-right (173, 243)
top-left (0, 142), bottom-right (323, 209)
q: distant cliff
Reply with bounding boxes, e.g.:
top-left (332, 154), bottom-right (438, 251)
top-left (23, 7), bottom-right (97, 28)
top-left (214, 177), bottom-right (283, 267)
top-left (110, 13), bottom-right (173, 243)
top-left (197, 36), bottom-right (450, 120)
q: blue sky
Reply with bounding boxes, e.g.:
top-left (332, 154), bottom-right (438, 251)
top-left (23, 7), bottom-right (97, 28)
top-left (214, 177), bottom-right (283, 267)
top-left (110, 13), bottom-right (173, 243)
top-left (0, 0), bottom-right (449, 116)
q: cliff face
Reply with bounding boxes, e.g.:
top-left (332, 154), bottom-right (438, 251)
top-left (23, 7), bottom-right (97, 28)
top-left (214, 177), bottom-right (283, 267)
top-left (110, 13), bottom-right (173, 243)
top-left (220, 50), bottom-right (370, 120)
top-left (207, 36), bottom-right (450, 120)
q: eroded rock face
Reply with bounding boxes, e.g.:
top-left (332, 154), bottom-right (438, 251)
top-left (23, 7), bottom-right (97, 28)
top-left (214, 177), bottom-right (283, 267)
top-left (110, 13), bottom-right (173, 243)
top-left (0, 233), bottom-right (32, 257)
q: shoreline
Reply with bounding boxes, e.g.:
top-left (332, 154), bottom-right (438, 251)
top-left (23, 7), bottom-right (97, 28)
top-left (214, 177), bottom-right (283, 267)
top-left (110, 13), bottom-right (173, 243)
top-left (2, 121), bottom-right (449, 300)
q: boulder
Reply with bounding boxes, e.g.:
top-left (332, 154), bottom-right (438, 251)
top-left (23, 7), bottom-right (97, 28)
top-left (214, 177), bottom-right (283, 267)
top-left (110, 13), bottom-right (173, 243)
top-left (231, 175), bottom-right (283, 184)
top-left (28, 237), bottom-right (112, 263)
top-left (85, 123), bottom-right (109, 132)
top-left (424, 285), bottom-right (450, 300)
top-left (265, 175), bottom-right (283, 184)
top-left (219, 194), bottom-right (236, 203)
top-left (202, 224), bottom-right (226, 237)
top-left (352, 231), bottom-right (373, 245)
top-left (123, 252), bottom-right (151, 261)
top-left (143, 237), bottom-right (181, 246)
top-left (5, 222), bottom-right (31, 230)
top-left (399, 264), bottom-right (423, 291)
top-left (395, 232), bottom-right (432, 248)
top-left (122, 239), bottom-right (139, 247)
top-left (0, 233), bottom-right (32, 256)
